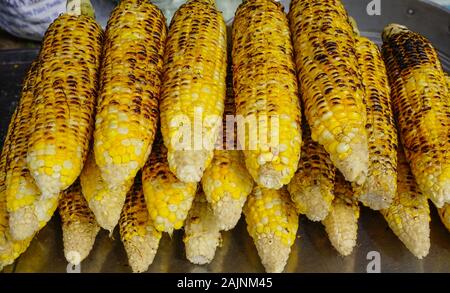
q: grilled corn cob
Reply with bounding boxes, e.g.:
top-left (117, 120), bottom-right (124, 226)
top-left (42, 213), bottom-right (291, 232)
top-left (4, 62), bottom-right (45, 241)
top-left (201, 85), bottom-right (253, 230)
top-left (160, 0), bottom-right (227, 183)
top-left (232, 0), bottom-right (301, 189)
top-left (142, 136), bottom-right (197, 234)
top-left (381, 148), bottom-right (430, 259)
top-left (58, 179), bottom-right (99, 265)
top-left (93, 0), bottom-right (167, 189)
top-left (288, 0), bottom-right (368, 184)
top-left (353, 34), bottom-right (398, 210)
top-left (80, 152), bottom-right (133, 232)
top-left (438, 204), bottom-right (450, 232)
top-left (184, 188), bottom-right (221, 265)
top-left (382, 24), bottom-right (450, 207)
top-left (1, 109), bottom-right (33, 270)
top-left (287, 123), bottom-right (335, 221)
top-left (243, 186), bottom-right (298, 273)
top-left (119, 176), bottom-right (161, 273)
top-left (322, 172), bottom-right (360, 256)
top-left (26, 10), bottom-right (103, 198)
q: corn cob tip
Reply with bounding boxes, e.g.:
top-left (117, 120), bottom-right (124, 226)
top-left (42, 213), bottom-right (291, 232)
top-left (348, 16), bottom-right (360, 36)
top-left (211, 195), bottom-right (245, 231)
top-left (438, 205), bottom-right (450, 232)
top-left (254, 236), bottom-right (291, 273)
top-left (382, 23), bottom-right (409, 41)
top-left (86, 188), bottom-right (127, 233)
top-left (291, 185), bottom-right (333, 222)
top-left (398, 214), bottom-right (430, 259)
top-left (185, 232), bottom-right (221, 265)
top-left (258, 166), bottom-right (284, 190)
top-left (334, 140), bottom-right (368, 185)
top-left (123, 234), bottom-right (160, 273)
top-left (62, 222), bottom-right (100, 265)
top-left (169, 150), bottom-right (210, 183)
top-left (8, 206), bottom-right (39, 241)
top-left (322, 197), bottom-right (359, 256)
top-left (358, 173), bottom-right (397, 210)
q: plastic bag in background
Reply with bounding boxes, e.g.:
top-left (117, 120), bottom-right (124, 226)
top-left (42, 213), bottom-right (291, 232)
top-left (0, 0), bottom-right (114, 41)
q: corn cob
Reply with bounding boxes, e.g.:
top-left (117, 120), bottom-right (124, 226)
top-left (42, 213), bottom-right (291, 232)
top-left (382, 24), bottom-right (450, 208)
top-left (160, 0), bottom-right (227, 183)
top-left (288, 0), bottom-right (368, 184)
top-left (201, 84), bottom-right (253, 230)
top-left (1, 109), bottom-right (33, 270)
top-left (438, 204), bottom-right (450, 232)
top-left (119, 176), bottom-right (161, 273)
top-left (243, 186), bottom-right (298, 273)
top-left (80, 152), bottom-right (133, 232)
top-left (93, 0), bottom-right (167, 189)
top-left (142, 136), bottom-right (197, 234)
top-left (26, 9), bottom-right (103, 198)
top-left (232, 0), bottom-right (301, 189)
top-left (287, 123), bottom-right (335, 221)
top-left (322, 172), bottom-right (360, 256)
top-left (184, 188), bottom-right (221, 265)
top-left (58, 179), bottom-right (100, 265)
top-left (353, 34), bottom-right (398, 210)
top-left (3, 62), bottom-right (43, 241)
top-left (381, 148), bottom-right (430, 259)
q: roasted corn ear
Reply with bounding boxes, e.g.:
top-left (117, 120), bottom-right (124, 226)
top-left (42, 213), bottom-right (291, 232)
top-left (160, 0), bottom-right (227, 183)
top-left (354, 35), bottom-right (398, 210)
top-left (438, 204), bottom-right (450, 232)
top-left (381, 148), bottom-right (430, 259)
top-left (59, 179), bottom-right (100, 265)
top-left (382, 24), bottom-right (450, 207)
top-left (232, 0), bottom-right (301, 189)
top-left (244, 186), bottom-right (298, 273)
top-left (142, 136), bottom-right (197, 234)
top-left (289, 0), bottom-right (368, 184)
top-left (80, 152), bottom-right (133, 232)
top-left (26, 12), bottom-right (103, 197)
top-left (322, 172), bottom-right (360, 256)
top-left (1, 108), bottom-right (33, 270)
top-left (94, 0), bottom-right (167, 189)
top-left (287, 123), bottom-right (335, 221)
top-left (201, 84), bottom-right (253, 230)
top-left (184, 188), bottom-right (221, 265)
top-left (119, 176), bottom-right (161, 273)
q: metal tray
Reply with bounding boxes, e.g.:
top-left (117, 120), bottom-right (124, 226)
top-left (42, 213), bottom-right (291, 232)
top-left (1, 0), bottom-right (450, 273)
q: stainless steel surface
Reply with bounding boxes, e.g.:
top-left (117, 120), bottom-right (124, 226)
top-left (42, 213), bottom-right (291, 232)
top-left (1, 0), bottom-right (449, 273)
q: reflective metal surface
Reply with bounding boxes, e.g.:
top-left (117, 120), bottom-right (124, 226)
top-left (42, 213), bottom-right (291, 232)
top-left (1, 0), bottom-right (450, 273)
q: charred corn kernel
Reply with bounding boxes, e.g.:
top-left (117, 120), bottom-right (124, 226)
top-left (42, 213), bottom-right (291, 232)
top-left (119, 176), bottom-right (161, 273)
top-left (80, 152), bottom-right (133, 232)
top-left (289, 0), bottom-right (368, 184)
top-left (160, 0), bottom-right (227, 183)
top-left (26, 13), bottom-right (103, 197)
top-left (184, 188), bottom-right (221, 265)
top-left (243, 186), bottom-right (298, 273)
top-left (438, 204), bottom-right (450, 232)
top-left (353, 35), bottom-right (398, 210)
top-left (232, 0), bottom-right (301, 189)
top-left (0, 109), bottom-right (33, 270)
top-left (322, 172), bottom-right (360, 256)
top-left (382, 24), bottom-right (450, 208)
top-left (59, 179), bottom-right (99, 265)
top-left (142, 137), bottom-right (197, 234)
top-left (201, 83), bottom-right (253, 231)
top-left (94, 0), bottom-right (167, 189)
top-left (381, 148), bottom-right (430, 259)
top-left (287, 123), bottom-right (335, 221)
